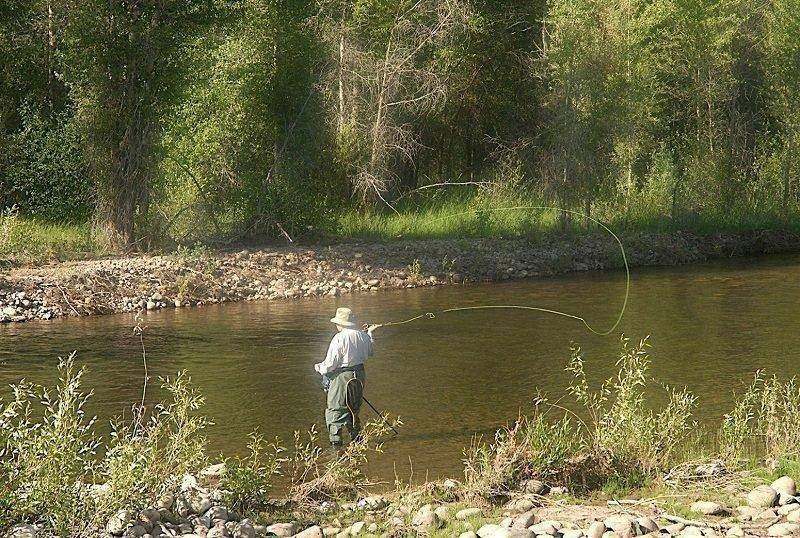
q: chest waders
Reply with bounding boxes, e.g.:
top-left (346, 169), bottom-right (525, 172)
top-left (324, 366), bottom-right (365, 446)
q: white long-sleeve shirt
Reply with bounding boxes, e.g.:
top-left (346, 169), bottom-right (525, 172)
top-left (314, 328), bottom-right (374, 375)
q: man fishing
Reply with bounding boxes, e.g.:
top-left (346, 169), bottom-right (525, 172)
top-left (315, 307), bottom-right (378, 450)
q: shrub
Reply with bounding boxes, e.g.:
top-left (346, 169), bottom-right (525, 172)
top-left (719, 372), bottom-right (800, 464)
top-left (568, 336), bottom-right (697, 480)
top-left (0, 354), bottom-right (99, 535)
top-left (95, 371), bottom-right (209, 523)
top-left (220, 432), bottom-right (284, 514)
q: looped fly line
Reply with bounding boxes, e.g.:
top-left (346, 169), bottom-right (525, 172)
top-left (372, 206), bottom-right (629, 336)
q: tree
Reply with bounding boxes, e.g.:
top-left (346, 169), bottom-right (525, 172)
top-left (61, 0), bottom-right (211, 249)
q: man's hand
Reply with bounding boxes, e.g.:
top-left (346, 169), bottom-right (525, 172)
top-left (365, 324), bottom-right (380, 335)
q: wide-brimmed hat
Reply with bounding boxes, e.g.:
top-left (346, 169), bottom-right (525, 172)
top-left (330, 307), bottom-right (357, 328)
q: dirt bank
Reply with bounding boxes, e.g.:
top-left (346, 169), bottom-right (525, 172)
top-left (2, 229), bottom-right (799, 323)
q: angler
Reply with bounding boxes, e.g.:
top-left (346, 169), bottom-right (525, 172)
top-left (315, 307), bottom-right (378, 450)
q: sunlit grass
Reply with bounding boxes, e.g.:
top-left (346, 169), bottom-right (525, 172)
top-left (0, 212), bottom-right (109, 267)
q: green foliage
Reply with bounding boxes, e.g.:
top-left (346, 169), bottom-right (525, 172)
top-left (0, 354), bottom-right (99, 535)
top-left (1, 104), bottom-right (90, 221)
top-left (220, 433), bottom-right (284, 514)
top-left (95, 372), bottom-right (209, 523)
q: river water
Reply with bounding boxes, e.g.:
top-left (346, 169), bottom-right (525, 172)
top-left (1, 253), bottom-right (799, 480)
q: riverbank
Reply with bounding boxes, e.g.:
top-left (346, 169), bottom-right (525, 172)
top-left (2, 229), bottom-right (800, 323)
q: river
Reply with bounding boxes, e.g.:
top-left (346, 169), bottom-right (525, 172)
top-left (1, 253), bottom-right (799, 481)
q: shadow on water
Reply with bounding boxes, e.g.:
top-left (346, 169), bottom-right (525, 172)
top-left (1, 252), bottom-right (800, 480)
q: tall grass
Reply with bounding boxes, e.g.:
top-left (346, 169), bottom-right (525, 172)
top-left (0, 208), bottom-right (108, 267)
top-left (333, 188), bottom-right (800, 241)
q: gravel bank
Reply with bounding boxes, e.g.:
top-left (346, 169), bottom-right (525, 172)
top-left (2, 230), bottom-right (799, 323)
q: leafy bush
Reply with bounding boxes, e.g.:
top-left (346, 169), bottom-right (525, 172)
top-left (1, 104), bottom-right (91, 222)
top-left (720, 371), bottom-right (800, 464)
top-left (94, 371), bottom-right (209, 524)
top-left (0, 354), bottom-right (99, 535)
top-left (220, 432), bottom-right (284, 514)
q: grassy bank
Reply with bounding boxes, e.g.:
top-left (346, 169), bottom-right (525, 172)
top-left (0, 211), bottom-right (109, 267)
top-left (2, 336), bottom-right (799, 536)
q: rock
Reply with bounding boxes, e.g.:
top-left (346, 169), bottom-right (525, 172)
top-left (768, 523), bottom-right (800, 537)
top-left (146, 300), bottom-right (157, 310)
top-left (779, 503), bottom-right (800, 515)
top-left (107, 509), bottom-right (136, 535)
top-left (748, 485), bottom-right (779, 508)
top-left (457, 508), bottom-right (483, 520)
top-left (349, 521), bottom-right (366, 535)
top-left (232, 522), bottom-right (255, 538)
top-left (460, 533), bottom-right (478, 538)
top-left (322, 528), bottom-right (340, 537)
top-left (504, 497), bottom-right (536, 514)
top-left (587, 521), bottom-right (607, 538)
top-left (772, 476), bottom-right (797, 497)
top-left (736, 506), bottom-right (761, 520)
top-left (443, 478), bottom-right (460, 489)
top-left (500, 517), bottom-right (513, 527)
top-left (122, 525), bottom-right (147, 538)
top-left (757, 508), bottom-right (779, 520)
top-left (200, 463), bottom-right (227, 479)
top-left (294, 526), bottom-right (324, 538)
top-left (521, 479), bottom-right (549, 495)
top-left (5, 524), bottom-right (37, 538)
top-left (695, 461), bottom-right (726, 477)
top-left (476, 524), bottom-right (534, 538)
top-left (549, 486), bottom-right (569, 496)
top-left (156, 493), bottom-right (175, 511)
top-left (681, 526), bottom-right (704, 536)
top-left (691, 501), bottom-right (725, 515)
top-left (512, 510), bottom-right (537, 529)
top-left (726, 526), bottom-right (745, 537)
top-left (264, 523), bottom-right (298, 537)
top-left (411, 507), bottom-right (441, 531)
top-left (434, 505), bottom-right (451, 521)
top-left (603, 515), bottom-right (634, 535)
top-left (635, 517), bottom-right (658, 534)
top-left (562, 531), bottom-right (585, 538)
top-left (367, 523), bottom-right (377, 533)
top-left (207, 526), bottom-right (228, 538)
top-left (778, 493), bottom-right (798, 506)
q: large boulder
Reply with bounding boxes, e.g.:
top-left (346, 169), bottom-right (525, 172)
top-left (772, 476), bottom-right (798, 497)
top-left (748, 485), bottom-right (779, 508)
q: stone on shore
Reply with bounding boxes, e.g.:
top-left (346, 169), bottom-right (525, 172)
top-left (586, 521), bottom-right (607, 538)
top-left (768, 522), bottom-right (800, 537)
top-left (107, 509), bottom-right (135, 535)
top-left (476, 524), bottom-right (534, 538)
top-left (512, 510), bottom-right (537, 529)
top-left (264, 523), bottom-right (298, 537)
top-left (691, 501), bottom-right (725, 515)
top-left (411, 505), bottom-right (441, 531)
top-left (456, 508), bottom-right (483, 520)
top-left (772, 477), bottom-right (797, 497)
top-left (5, 524), bottom-right (37, 538)
top-left (295, 526), bottom-right (324, 538)
top-left (748, 485), bottom-right (779, 508)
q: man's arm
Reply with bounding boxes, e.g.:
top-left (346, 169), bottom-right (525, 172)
top-left (315, 335), bottom-right (343, 375)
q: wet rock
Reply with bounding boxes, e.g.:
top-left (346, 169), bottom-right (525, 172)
top-left (748, 485), bottom-right (779, 508)
top-left (457, 508), bottom-right (483, 520)
top-left (772, 476), bottom-right (797, 497)
top-left (692, 501), bottom-right (725, 515)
